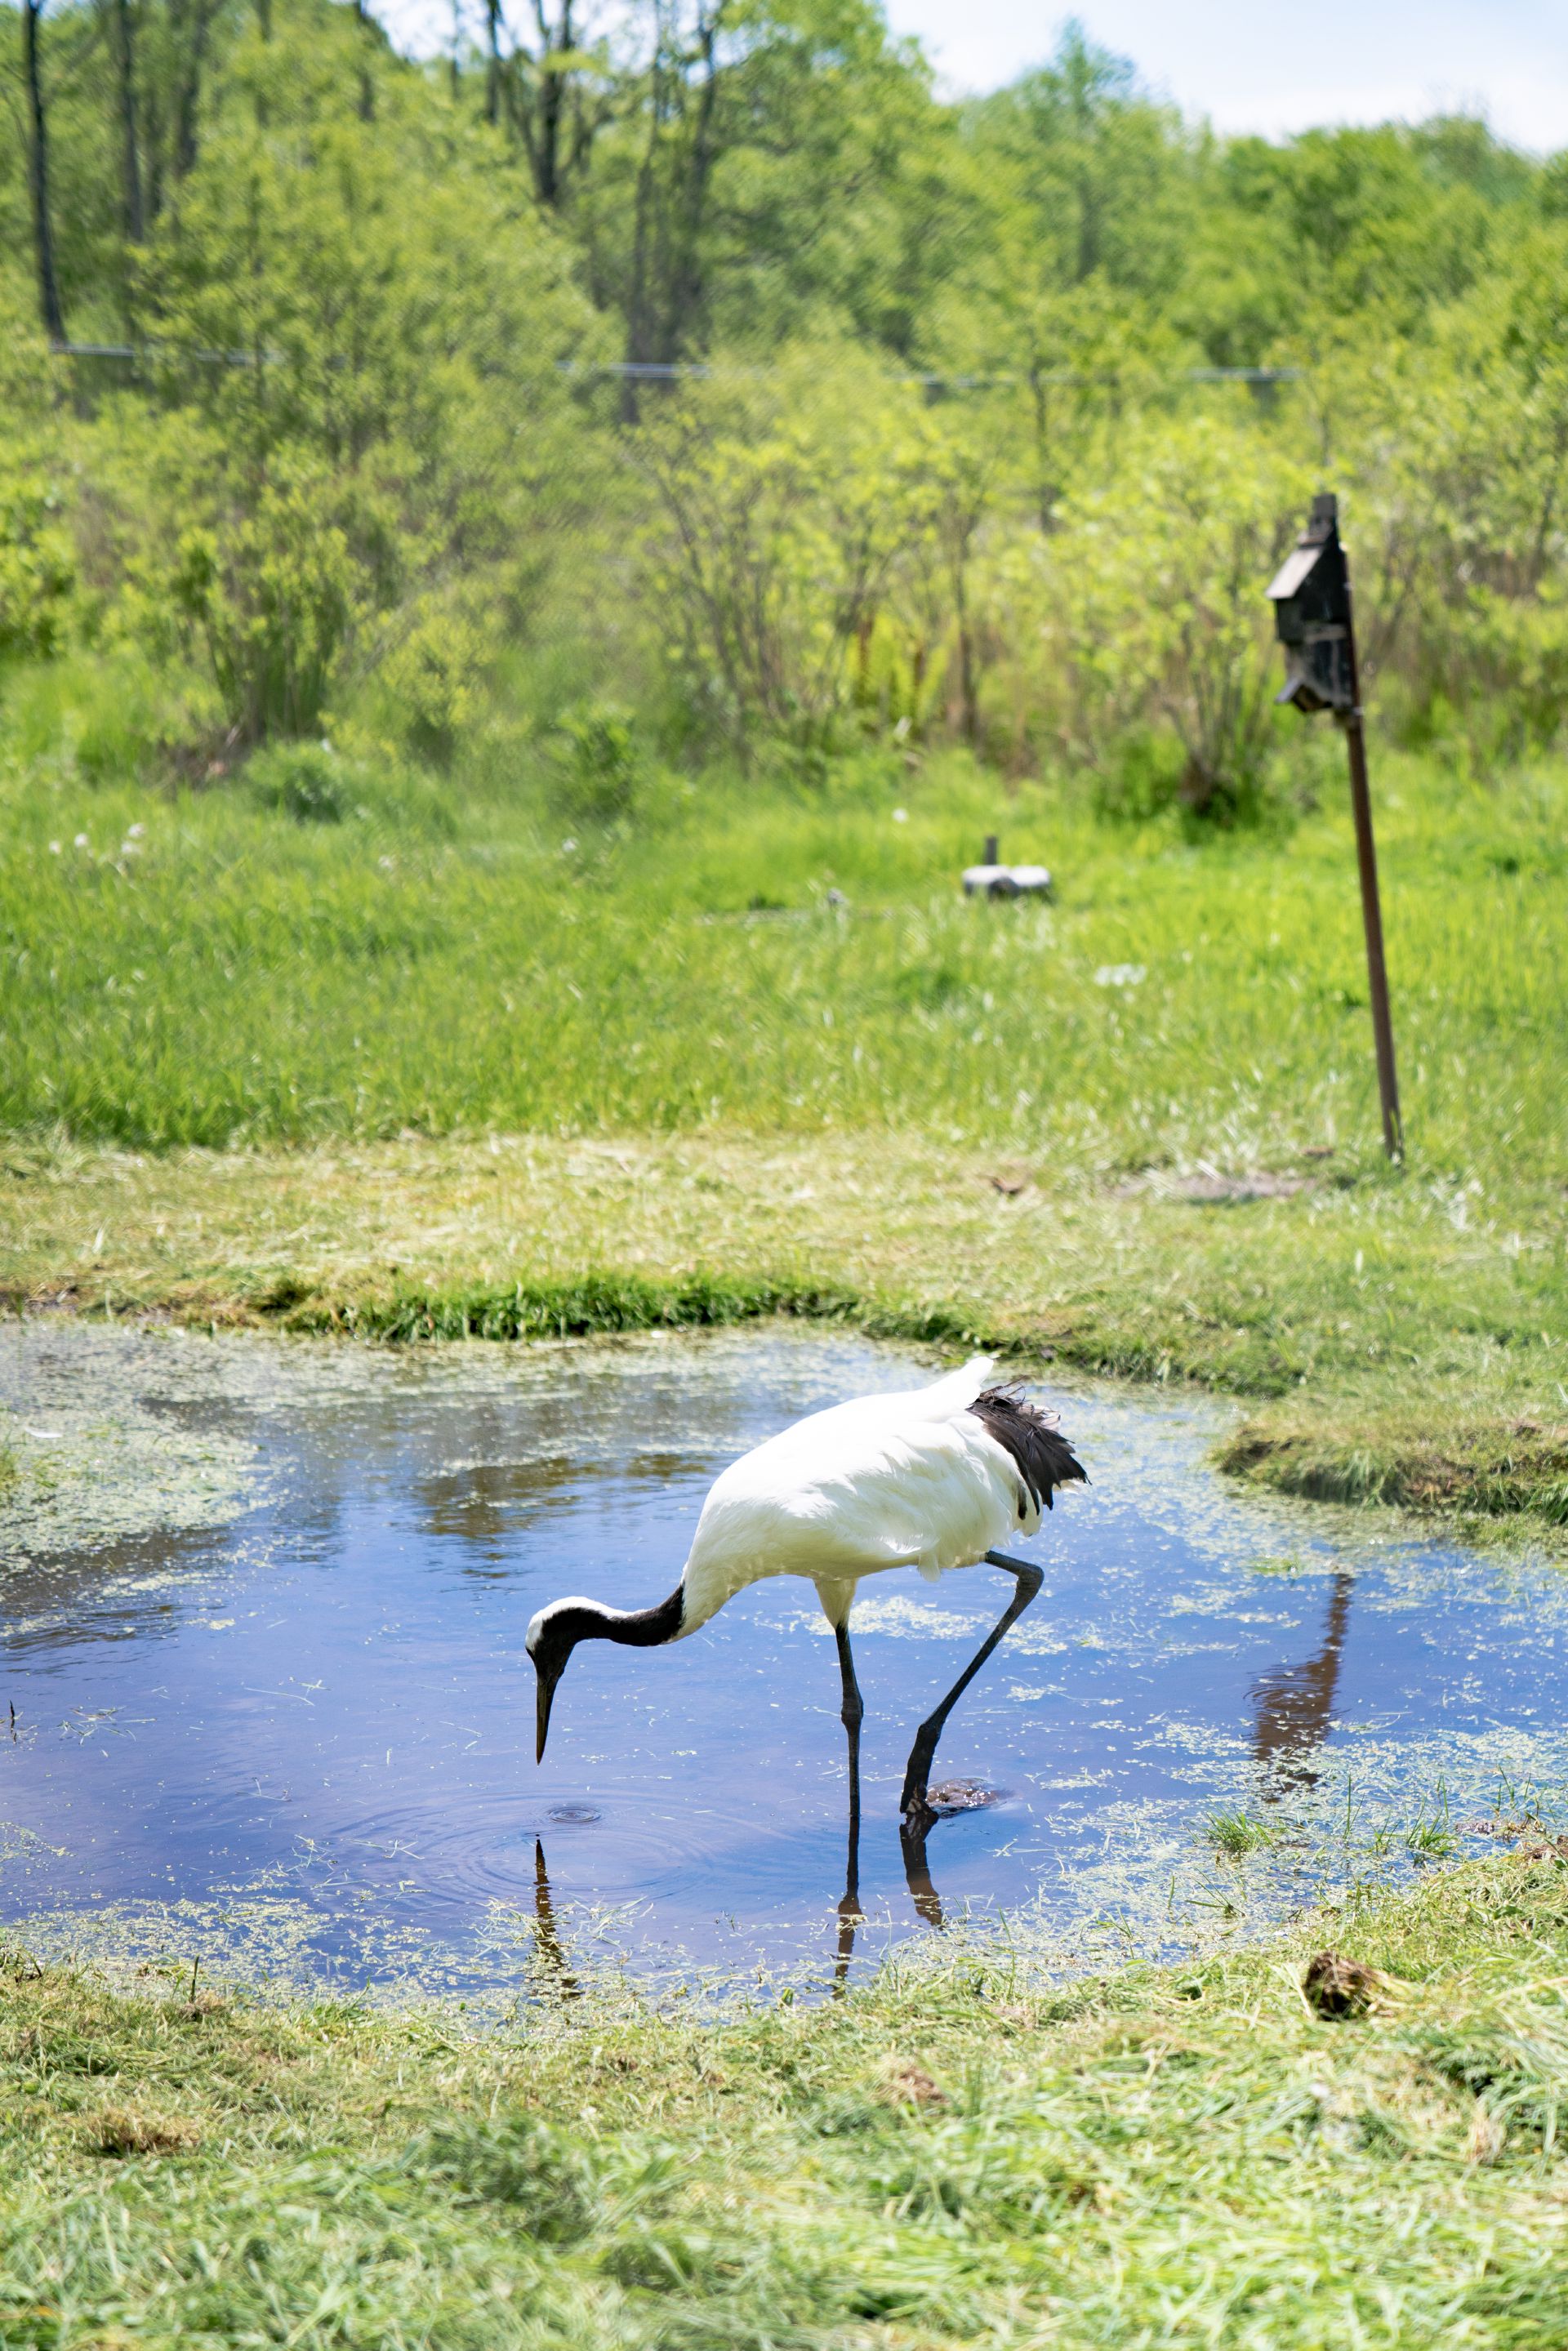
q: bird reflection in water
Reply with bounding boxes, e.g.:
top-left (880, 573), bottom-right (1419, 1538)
top-left (1251, 1572), bottom-right (1354, 1791)
top-left (832, 1740), bottom-right (956, 1993)
top-left (527, 1802), bottom-right (940, 2003)
top-left (530, 1664), bottom-right (1000, 2000)
top-left (528, 1838), bottom-right (582, 2001)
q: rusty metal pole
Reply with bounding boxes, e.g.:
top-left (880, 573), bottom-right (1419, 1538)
top-left (1339, 583), bottom-right (1402, 1160)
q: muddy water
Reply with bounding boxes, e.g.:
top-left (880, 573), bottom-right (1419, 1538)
top-left (1, 1323), bottom-right (1565, 1997)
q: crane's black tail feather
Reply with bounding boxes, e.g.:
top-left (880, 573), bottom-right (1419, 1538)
top-left (969, 1385), bottom-right (1088, 1511)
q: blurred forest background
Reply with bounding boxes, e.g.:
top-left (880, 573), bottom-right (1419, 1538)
top-left (3, 0), bottom-right (1566, 815)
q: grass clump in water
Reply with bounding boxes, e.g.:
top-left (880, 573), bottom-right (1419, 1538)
top-left (1205, 1806), bottom-right (1283, 1857)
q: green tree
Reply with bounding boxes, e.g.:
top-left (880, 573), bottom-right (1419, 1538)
top-left (1046, 415), bottom-right (1312, 817)
top-left (99, 4), bottom-right (597, 737)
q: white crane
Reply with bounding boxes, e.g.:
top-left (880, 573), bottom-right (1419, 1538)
top-left (526, 1356), bottom-right (1087, 1823)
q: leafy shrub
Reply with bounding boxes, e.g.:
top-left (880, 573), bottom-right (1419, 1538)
top-left (552, 700), bottom-right (640, 822)
top-left (635, 361), bottom-right (940, 755)
top-left (1093, 726), bottom-right (1187, 822)
top-left (0, 473), bottom-right (76, 661)
top-left (1427, 585), bottom-right (1568, 767)
top-left (381, 607), bottom-right (489, 767)
top-left (245, 737), bottom-right (457, 835)
top-left (163, 477), bottom-right (364, 745)
top-left (1050, 417), bottom-right (1312, 824)
top-left (247, 740), bottom-right (348, 822)
top-left (0, 649), bottom-right (212, 786)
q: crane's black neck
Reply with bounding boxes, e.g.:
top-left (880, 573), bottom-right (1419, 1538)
top-left (531, 1586), bottom-right (685, 1762)
top-left (533, 1586), bottom-right (684, 1679)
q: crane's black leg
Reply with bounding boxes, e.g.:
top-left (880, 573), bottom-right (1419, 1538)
top-left (835, 1619), bottom-right (864, 1862)
top-left (899, 1550), bottom-right (1043, 1823)
top-left (832, 1621), bottom-right (865, 1995)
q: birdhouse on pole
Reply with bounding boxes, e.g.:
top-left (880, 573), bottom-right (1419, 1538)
top-left (1267, 492), bottom-right (1354, 715)
top-left (1264, 491), bottom-right (1404, 1162)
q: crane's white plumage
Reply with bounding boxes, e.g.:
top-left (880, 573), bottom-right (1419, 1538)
top-left (677, 1354), bottom-right (1036, 1635)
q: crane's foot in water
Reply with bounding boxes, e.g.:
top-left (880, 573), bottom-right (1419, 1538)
top-left (926, 1779), bottom-right (1004, 1814)
top-left (900, 1779), bottom-right (1004, 1830)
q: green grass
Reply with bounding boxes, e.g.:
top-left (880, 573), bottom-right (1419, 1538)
top-left (7, 1855), bottom-right (1568, 2348)
top-left (1205, 1806), bottom-right (1283, 1857)
top-left (1, 732), bottom-right (1563, 1183)
top-left (0, 718), bottom-right (1564, 1528)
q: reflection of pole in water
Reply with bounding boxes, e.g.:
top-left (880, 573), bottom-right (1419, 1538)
top-left (1251, 1573), bottom-right (1354, 1790)
top-left (531, 1839), bottom-right (581, 2001)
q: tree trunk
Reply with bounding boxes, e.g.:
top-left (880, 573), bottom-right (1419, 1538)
top-left (352, 0), bottom-right (376, 121)
top-left (484, 0), bottom-right (502, 125)
top-left (655, 2), bottom-right (721, 366)
top-left (253, 0), bottom-right (271, 129)
top-left (955, 592), bottom-right (978, 745)
top-left (23, 0), bottom-right (65, 342)
top-left (173, 0), bottom-right (218, 182)
top-left (531, 0), bottom-right (568, 203)
top-left (510, 0), bottom-right (608, 213)
top-left (620, 16), bottom-right (668, 423)
top-left (946, 505), bottom-right (983, 745)
top-left (1029, 365), bottom-right (1059, 532)
top-left (621, 0), bottom-right (728, 417)
top-left (109, 0), bottom-right (145, 245)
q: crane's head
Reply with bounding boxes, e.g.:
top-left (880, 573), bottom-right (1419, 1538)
top-left (526, 1585), bottom-right (685, 1761)
top-left (525, 1598), bottom-right (603, 1762)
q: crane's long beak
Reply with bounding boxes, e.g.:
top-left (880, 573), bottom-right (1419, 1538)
top-left (535, 1657), bottom-right (562, 1763)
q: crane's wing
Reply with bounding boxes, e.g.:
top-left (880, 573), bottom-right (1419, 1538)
top-left (760, 1354), bottom-right (999, 1451)
top-left (678, 1356), bottom-right (1077, 1627)
top-left (901, 1354), bottom-right (1000, 1418)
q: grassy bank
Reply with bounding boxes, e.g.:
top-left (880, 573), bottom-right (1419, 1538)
top-left (4, 1854), bottom-right (1568, 2348)
top-left (3, 1123), bottom-right (1566, 1532)
top-left (0, 742), bottom-right (1563, 1529)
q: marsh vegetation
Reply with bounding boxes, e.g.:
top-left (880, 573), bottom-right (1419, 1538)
top-left (7, 1855), bottom-right (1568, 2348)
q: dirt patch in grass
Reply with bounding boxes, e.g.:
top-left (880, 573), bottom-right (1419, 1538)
top-left (91, 2108), bottom-right (202, 2157)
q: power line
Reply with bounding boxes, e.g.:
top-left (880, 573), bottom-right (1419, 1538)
top-left (563, 359), bottom-right (1303, 387)
top-left (48, 337), bottom-right (270, 367)
top-left (48, 340), bottom-right (1302, 388)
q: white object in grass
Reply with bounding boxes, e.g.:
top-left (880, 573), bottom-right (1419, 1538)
top-left (963, 862), bottom-right (1051, 899)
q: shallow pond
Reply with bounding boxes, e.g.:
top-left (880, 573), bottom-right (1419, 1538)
top-left (2, 1321), bottom-right (1565, 1998)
